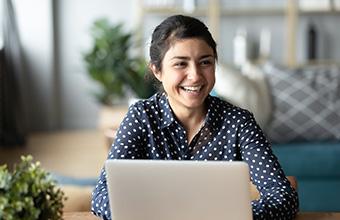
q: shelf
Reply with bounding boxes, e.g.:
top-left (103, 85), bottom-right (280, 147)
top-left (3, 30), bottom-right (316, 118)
top-left (220, 8), bottom-right (285, 16)
top-left (142, 5), bottom-right (340, 17)
top-left (143, 6), bottom-right (287, 17)
top-left (298, 9), bottom-right (340, 15)
top-left (138, 0), bottom-right (340, 68)
top-left (142, 6), bottom-right (208, 17)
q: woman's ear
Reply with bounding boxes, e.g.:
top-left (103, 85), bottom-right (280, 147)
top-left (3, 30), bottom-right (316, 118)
top-left (149, 63), bottom-right (162, 82)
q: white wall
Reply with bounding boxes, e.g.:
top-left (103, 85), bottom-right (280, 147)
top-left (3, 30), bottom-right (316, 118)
top-left (57, 0), bottom-right (139, 129)
top-left (12, 0), bottom-right (139, 131)
top-left (0, 1), bottom-right (3, 50)
top-left (10, 0), bottom-right (340, 131)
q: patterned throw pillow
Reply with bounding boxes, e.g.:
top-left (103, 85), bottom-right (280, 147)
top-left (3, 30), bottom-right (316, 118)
top-left (263, 63), bottom-right (340, 143)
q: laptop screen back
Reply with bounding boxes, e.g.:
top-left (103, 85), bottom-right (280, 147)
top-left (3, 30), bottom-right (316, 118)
top-left (105, 160), bottom-right (252, 220)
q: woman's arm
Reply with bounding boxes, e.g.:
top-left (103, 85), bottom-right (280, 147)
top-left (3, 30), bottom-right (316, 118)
top-left (239, 114), bottom-right (299, 220)
top-left (91, 104), bottom-right (147, 220)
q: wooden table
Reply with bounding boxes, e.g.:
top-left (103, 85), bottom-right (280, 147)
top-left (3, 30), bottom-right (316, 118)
top-left (64, 212), bottom-right (99, 220)
top-left (295, 213), bottom-right (340, 220)
top-left (63, 212), bottom-right (340, 220)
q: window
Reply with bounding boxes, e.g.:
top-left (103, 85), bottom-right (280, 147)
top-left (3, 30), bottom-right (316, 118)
top-left (0, 0), bottom-right (3, 50)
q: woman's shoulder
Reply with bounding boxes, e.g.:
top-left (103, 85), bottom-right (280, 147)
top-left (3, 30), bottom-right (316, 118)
top-left (208, 95), bottom-right (255, 121)
top-left (128, 92), bottom-right (166, 116)
top-left (209, 95), bottom-right (252, 114)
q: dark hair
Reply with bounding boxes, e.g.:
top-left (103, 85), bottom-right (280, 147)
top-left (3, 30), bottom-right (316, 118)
top-left (149, 14), bottom-right (218, 72)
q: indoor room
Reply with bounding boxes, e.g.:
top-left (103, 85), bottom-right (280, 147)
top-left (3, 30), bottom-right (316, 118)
top-left (1, 0), bottom-right (340, 219)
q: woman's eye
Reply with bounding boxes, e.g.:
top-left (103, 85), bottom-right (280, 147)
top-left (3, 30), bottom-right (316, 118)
top-left (174, 62), bottom-right (187, 68)
top-left (200, 60), bottom-right (212, 66)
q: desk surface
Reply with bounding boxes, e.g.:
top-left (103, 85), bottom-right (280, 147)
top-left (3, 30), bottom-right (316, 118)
top-left (63, 212), bottom-right (340, 220)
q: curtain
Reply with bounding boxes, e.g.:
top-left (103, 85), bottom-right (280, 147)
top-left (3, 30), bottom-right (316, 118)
top-left (0, 0), bottom-right (26, 147)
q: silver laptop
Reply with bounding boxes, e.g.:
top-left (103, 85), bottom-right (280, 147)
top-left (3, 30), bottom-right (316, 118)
top-left (105, 159), bottom-right (253, 220)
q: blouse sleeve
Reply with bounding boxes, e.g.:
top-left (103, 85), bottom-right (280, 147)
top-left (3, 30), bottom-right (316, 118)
top-left (239, 113), bottom-right (299, 220)
top-left (91, 104), bottom-right (147, 220)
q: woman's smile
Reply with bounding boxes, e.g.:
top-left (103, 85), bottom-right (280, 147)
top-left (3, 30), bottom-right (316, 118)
top-left (180, 85), bottom-right (203, 93)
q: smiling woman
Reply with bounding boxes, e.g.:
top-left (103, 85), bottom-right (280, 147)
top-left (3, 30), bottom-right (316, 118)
top-left (91, 15), bottom-right (299, 220)
top-left (150, 38), bottom-right (216, 141)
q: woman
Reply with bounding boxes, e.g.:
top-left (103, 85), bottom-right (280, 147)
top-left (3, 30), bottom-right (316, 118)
top-left (91, 15), bottom-right (299, 220)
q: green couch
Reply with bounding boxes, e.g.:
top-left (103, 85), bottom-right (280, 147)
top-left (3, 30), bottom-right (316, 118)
top-left (272, 141), bottom-right (340, 211)
top-left (214, 62), bottom-right (340, 212)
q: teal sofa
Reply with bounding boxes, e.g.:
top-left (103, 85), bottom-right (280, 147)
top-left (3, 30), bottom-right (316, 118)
top-left (262, 64), bottom-right (340, 211)
top-left (214, 62), bottom-right (340, 212)
top-left (272, 141), bottom-right (340, 211)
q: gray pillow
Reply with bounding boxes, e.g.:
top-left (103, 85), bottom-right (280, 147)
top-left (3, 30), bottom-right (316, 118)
top-left (263, 63), bottom-right (340, 143)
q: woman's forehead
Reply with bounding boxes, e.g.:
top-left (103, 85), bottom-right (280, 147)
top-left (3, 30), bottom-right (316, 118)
top-left (164, 38), bottom-right (214, 59)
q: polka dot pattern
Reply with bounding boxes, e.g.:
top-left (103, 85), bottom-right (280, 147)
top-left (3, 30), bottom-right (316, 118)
top-left (91, 93), bottom-right (299, 220)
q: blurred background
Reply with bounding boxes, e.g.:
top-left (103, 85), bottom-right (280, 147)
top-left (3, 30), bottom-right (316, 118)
top-left (1, 0), bottom-right (340, 131)
top-left (1, 0), bottom-right (340, 213)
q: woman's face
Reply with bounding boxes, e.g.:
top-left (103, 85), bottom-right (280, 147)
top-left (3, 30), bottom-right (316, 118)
top-left (152, 38), bottom-right (216, 112)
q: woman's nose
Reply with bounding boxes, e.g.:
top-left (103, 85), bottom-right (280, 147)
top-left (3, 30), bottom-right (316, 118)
top-left (187, 64), bottom-right (201, 80)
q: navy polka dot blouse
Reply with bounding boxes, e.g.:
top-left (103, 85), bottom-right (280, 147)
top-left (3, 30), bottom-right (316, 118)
top-left (92, 92), bottom-right (299, 220)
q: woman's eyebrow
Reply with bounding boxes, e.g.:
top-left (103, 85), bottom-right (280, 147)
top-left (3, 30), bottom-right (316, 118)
top-left (171, 54), bottom-right (214, 60)
top-left (171, 56), bottom-right (190, 60)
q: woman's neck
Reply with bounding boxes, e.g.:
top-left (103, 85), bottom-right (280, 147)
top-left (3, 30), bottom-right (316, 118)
top-left (170, 102), bottom-right (207, 144)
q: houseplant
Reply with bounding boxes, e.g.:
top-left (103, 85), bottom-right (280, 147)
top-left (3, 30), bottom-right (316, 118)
top-left (0, 155), bottom-right (66, 220)
top-left (83, 18), bottom-right (155, 106)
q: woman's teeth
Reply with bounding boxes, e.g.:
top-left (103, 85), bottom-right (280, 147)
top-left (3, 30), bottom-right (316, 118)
top-left (181, 86), bottom-right (202, 92)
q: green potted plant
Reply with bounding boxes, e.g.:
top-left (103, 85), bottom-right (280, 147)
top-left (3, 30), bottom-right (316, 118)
top-left (0, 155), bottom-right (66, 220)
top-left (83, 18), bottom-right (155, 106)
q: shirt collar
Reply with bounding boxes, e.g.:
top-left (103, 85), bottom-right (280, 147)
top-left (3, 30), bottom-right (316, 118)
top-left (159, 93), bottom-right (175, 129)
top-left (205, 95), bottom-right (214, 126)
top-left (205, 95), bottom-right (225, 131)
top-left (158, 93), bottom-right (217, 129)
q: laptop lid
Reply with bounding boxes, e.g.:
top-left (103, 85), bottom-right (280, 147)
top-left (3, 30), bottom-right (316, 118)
top-left (105, 159), bottom-right (252, 220)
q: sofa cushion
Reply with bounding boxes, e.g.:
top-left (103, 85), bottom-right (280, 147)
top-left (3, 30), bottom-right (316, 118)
top-left (214, 63), bottom-right (272, 129)
top-left (263, 63), bottom-right (340, 143)
top-left (272, 141), bottom-right (340, 178)
top-left (296, 178), bottom-right (340, 211)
